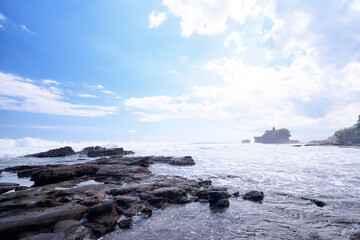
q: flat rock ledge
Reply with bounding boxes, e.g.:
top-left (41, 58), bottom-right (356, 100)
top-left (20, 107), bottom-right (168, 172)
top-left (0, 151), bottom-right (214, 239)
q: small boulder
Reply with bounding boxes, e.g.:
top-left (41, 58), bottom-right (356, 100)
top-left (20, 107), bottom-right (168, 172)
top-left (85, 200), bottom-right (119, 236)
top-left (25, 147), bottom-right (75, 158)
top-left (152, 187), bottom-right (189, 204)
top-left (301, 197), bottom-right (326, 207)
top-left (118, 218), bottom-right (134, 229)
top-left (243, 191), bottom-right (264, 203)
top-left (141, 207), bottom-right (153, 218)
top-left (215, 198), bottom-right (230, 208)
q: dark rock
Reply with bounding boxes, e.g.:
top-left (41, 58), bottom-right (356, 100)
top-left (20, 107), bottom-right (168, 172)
top-left (0, 203), bottom-right (87, 239)
top-left (215, 198), bottom-right (230, 208)
top-left (31, 165), bottom-right (98, 186)
top-left (95, 164), bottom-right (150, 181)
top-left (141, 207), bottom-right (153, 218)
top-left (64, 184), bottom-right (106, 207)
top-left (81, 146), bottom-right (134, 157)
top-left (232, 192), bottom-right (240, 198)
top-left (209, 189), bottom-right (231, 205)
top-left (114, 195), bottom-right (139, 209)
top-left (0, 182), bottom-right (19, 194)
top-left (198, 179), bottom-right (212, 188)
top-left (19, 232), bottom-right (85, 240)
top-left (15, 186), bottom-right (31, 191)
top-left (53, 220), bottom-right (82, 234)
top-left (152, 187), bottom-right (189, 203)
top-left (118, 217), bottom-right (133, 228)
top-left (301, 197), bottom-right (326, 207)
top-left (0, 187), bottom-right (62, 213)
top-left (350, 232), bottom-right (360, 240)
top-left (196, 189), bottom-right (210, 200)
top-left (243, 191), bottom-right (264, 203)
top-left (25, 147), bottom-right (75, 158)
top-left (196, 188), bottom-right (230, 208)
top-left (85, 200), bottom-right (119, 236)
top-left (152, 156), bottom-right (195, 166)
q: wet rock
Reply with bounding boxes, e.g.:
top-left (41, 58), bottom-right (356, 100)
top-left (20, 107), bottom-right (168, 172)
top-left (350, 232), bottom-right (360, 240)
top-left (232, 192), bottom-right (240, 198)
top-left (107, 186), bottom-right (137, 196)
top-left (61, 183), bottom-right (106, 207)
top-left (243, 191), bottom-right (264, 203)
top-left (196, 188), bottom-right (230, 208)
top-left (0, 182), bottom-right (19, 194)
top-left (113, 195), bottom-right (143, 217)
top-left (152, 156), bottom-right (195, 166)
top-left (118, 217), bottom-right (133, 228)
top-left (114, 195), bottom-right (139, 209)
top-left (301, 197), bottom-right (326, 207)
top-left (196, 189), bottom-right (210, 200)
top-left (15, 186), bottom-right (31, 191)
top-left (0, 187), bottom-right (62, 213)
top-left (152, 187), bottom-right (190, 203)
top-left (198, 179), bottom-right (212, 188)
top-left (215, 198), bottom-right (230, 208)
top-left (19, 232), bottom-right (85, 240)
top-left (208, 189), bottom-right (231, 205)
top-left (85, 200), bottom-right (119, 236)
top-left (95, 164), bottom-right (150, 181)
top-left (53, 220), bottom-right (82, 234)
top-left (0, 203), bottom-right (87, 239)
top-left (141, 207), bottom-right (153, 218)
top-left (81, 146), bottom-right (134, 157)
top-left (25, 147), bottom-right (75, 158)
top-left (31, 165), bottom-right (98, 186)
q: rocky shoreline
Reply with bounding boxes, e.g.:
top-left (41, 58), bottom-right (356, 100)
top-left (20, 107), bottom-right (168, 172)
top-left (0, 146), bottom-right (240, 240)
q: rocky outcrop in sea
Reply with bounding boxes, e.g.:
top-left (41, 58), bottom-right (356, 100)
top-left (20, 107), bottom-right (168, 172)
top-left (0, 146), bottom-right (231, 239)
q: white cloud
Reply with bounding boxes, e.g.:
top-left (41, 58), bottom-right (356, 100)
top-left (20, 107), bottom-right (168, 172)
top-left (262, 6), bottom-right (313, 58)
top-left (163, 0), bottom-right (262, 37)
top-left (125, 54), bottom-right (360, 134)
top-left (0, 72), bottom-right (117, 117)
top-left (101, 90), bottom-right (116, 95)
top-left (42, 79), bottom-right (60, 85)
top-left (0, 12), bottom-right (5, 21)
top-left (179, 56), bottom-right (188, 64)
top-left (1, 125), bottom-right (102, 130)
top-left (133, 112), bottom-right (170, 122)
top-left (350, 0), bottom-right (360, 11)
top-left (128, 129), bottom-right (138, 133)
top-left (21, 25), bottom-right (36, 34)
top-left (170, 70), bottom-right (180, 75)
top-left (77, 94), bottom-right (97, 98)
top-left (224, 31), bottom-right (246, 53)
top-left (87, 84), bottom-right (104, 90)
top-left (0, 24), bottom-right (3, 29)
top-left (149, 10), bottom-right (167, 29)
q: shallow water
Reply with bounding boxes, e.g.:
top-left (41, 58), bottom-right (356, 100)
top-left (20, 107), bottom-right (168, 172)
top-left (0, 140), bottom-right (359, 239)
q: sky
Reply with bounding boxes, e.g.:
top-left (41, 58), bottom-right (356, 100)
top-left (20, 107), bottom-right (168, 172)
top-left (0, 0), bottom-right (360, 142)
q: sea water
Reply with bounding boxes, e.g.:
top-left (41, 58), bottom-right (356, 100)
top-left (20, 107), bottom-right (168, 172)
top-left (0, 138), bottom-right (359, 239)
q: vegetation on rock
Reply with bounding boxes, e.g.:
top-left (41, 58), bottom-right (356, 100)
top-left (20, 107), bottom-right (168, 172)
top-left (334, 115), bottom-right (360, 145)
top-left (254, 127), bottom-right (292, 144)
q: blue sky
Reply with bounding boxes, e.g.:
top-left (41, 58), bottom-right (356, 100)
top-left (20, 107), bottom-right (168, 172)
top-left (0, 0), bottom-right (360, 142)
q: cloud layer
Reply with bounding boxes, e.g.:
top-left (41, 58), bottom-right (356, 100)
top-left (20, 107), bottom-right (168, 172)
top-left (0, 72), bottom-right (117, 117)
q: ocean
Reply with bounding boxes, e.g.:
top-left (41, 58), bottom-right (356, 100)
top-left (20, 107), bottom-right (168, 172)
top-left (0, 138), bottom-right (359, 239)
